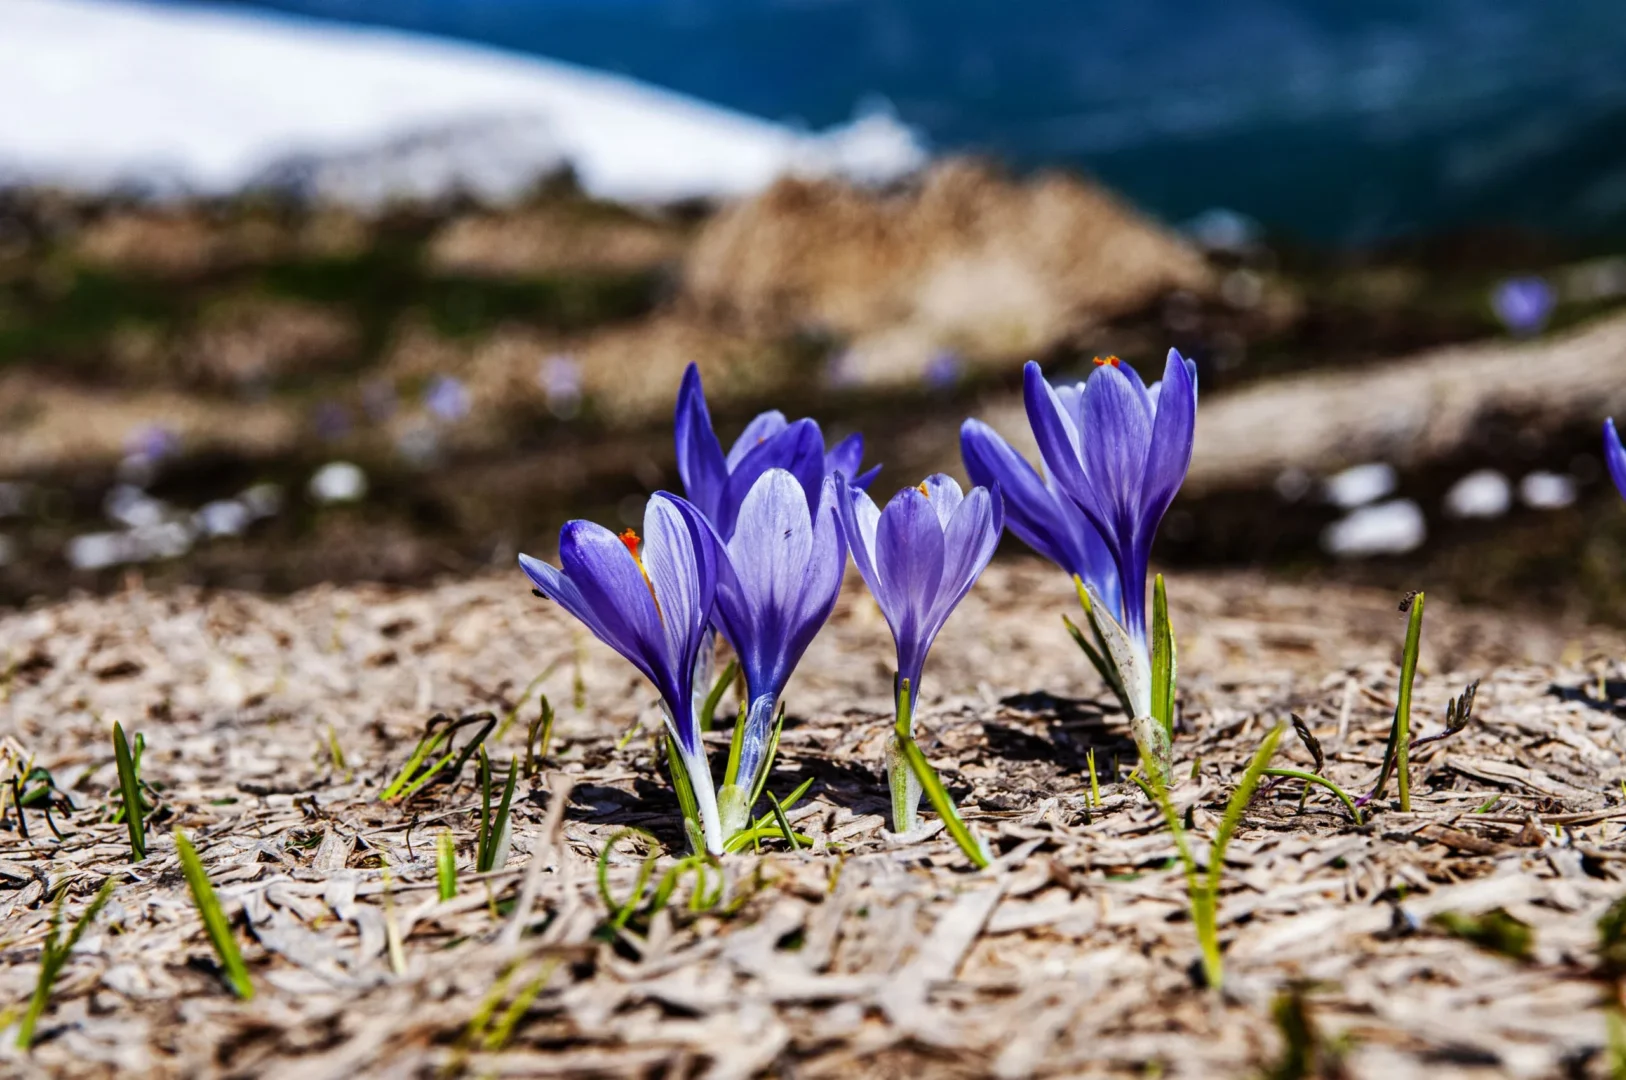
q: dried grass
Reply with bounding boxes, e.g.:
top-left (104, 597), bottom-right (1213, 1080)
top-left (1, 560), bottom-right (1624, 1078)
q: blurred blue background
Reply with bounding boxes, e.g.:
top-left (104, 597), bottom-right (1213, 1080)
top-left (193, 0), bottom-right (1626, 241)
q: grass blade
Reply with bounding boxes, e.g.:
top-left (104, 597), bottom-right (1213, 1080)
top-left (699, 658), bottom-right (738, 733)
top-left (112, 722), bottom-right (146, 861)
top-left (766, 790), bottom-right (801, 851)
top-left (1395, 591), bottom-right (1425, 812)
top-left (1261, 767), bottom-right (1362, 825)
top-left (1150, 573), bottom-right (1175, 738)
top-left (175, 830), bottom-right (253, 1000)
top-left (436, 830), bottom-right (457, 902)
top-left (16, 877), bottom-right (115, 1049)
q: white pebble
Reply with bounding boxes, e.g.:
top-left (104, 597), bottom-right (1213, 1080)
top-left (1443, 469), bottom-right (1511, 519)
top-left (1321, 499), bottom-right (1426, 558)
top-left (1519, 471), bottom-right (1576, 510)
top-left (309, 462), bottom-right (368, 504)
top-left (103, 484), bottom-right (169, 529)
top-left (1324, 462), bottom-right (1396, 509)
top-left (240, 483), bottom-right (284, 520)
top-left (195, 500), bottom-right (250, 538)
top-left (131, 521), bottom-right (194, 561)
top-left (67, 531), bottom-right (138, 570)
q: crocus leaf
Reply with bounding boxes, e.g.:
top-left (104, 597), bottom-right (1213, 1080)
top-left (1150, 574), bottom-right (1175, 739)
top-left (1085, 582), bottom-right (1150, 718)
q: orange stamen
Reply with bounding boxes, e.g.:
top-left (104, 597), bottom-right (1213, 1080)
top-left (620, 528), bottom-right (660, 614)
top-left (917, 481), bottom-right (930, 497)
top-left (1093, 355), bottom-right (1122, 367)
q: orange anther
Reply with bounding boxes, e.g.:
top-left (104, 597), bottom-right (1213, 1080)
top-left (1092, 355), bottom-right (1122, 367)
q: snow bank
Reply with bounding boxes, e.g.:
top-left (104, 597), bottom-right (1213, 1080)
top-left (0, 0), bottom-right (926, 205)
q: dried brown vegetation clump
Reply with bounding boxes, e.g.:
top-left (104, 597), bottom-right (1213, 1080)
top-left (682, 160), bottom-right (1215, 384)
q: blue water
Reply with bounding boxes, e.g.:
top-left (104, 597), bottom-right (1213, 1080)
top-left (184, 0), bottom-right (1626, 241)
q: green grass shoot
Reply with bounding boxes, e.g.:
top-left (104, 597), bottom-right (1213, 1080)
top-left (524, 694), bottom-right (554, 777)
top-left (1360, 591), bottom-right (1427, 810)
top-left (174, 830), bottom-right (253, 999)
top-left (436, 830), bottom-right (457, 902)
top-left (1087, 748), bottom-right (1101, 808)
top-left (112, 722), bottom-right (147, 861)
top-left (16, 877), bottom-right (115, 1049)
top-left (379, 712), bottom-right (496, 802)
top-left (474, 750), bottom-right (518, 874)
top-left (893, 678), bottom-right (990, 869)
top-left (1133, 722), bottom-right (1284, 990)
top-left (1395, 591), bottom-right (1425, 811)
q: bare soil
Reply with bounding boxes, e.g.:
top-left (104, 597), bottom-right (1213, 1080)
top-left (1, 559), bottom-right (1625, 1078)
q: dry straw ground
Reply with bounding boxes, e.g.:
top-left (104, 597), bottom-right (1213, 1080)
top-left (2, 559), bottom-right (1626, 1078)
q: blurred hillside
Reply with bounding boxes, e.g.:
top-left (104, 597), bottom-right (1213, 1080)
top-left (3, 164), bottom-right (1626, 617)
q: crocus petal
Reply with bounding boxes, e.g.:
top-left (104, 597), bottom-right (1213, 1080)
top-left (720, 418), bottom-right (825, 536)
top-left (852, 463), bottom-right (883, 490)
top-left (1081, 363), bottom-right (1154, 543)
top-left (674, 364), bottom-right (728, 524)
top-left (925, 484), bottom-right (1003, 643)
top-left (724, 470), bottom-right (813, 687)
top-left (1023, 361), bottom-right (1097, 520)
top-left (824, 433), bottom-right (865, 480)
top-left (919, 473), bottom-right (965, 529)
top-left (534, 523), bottom-right (669, 696)
top-left (875, 485), bottom-right (946, 690)
top-left (1140, 348), bottom-right (1198, 536)
top-left (961, 418), bottom-right (1076, 573)
top-left (642, 495), bottom-right (718, 751)
top-left (837, 473), bottom-right (884, 601)
top-left (726, 410), bottom-right (789, 470)
top-left (1607, 418), bottom-right (1626, 500)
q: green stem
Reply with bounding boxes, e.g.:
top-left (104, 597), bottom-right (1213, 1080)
top-left (1396, 592), bottom-right (1425, 813)
top-left (1261, 768), bottom-right (1363, 825)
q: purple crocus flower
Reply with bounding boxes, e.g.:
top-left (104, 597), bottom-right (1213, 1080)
top-left (960, 418), bottom-right (1121, 618)
top-left (675, 363), bottom-right (879, 540)
top-left (1023, 352), bottom-right (1198, 653)
top-left (837, 472), bottom-right (1003, 698)
top-left (519, 493), bottom-right (725, 853)
top-left (836, 472), bottom-right (1003, 828)
top-left (1491, 276), bottom-right (1555, 337)
top-left (709, 470), bottom-right (846, 819)
top-left (1607, 419), bottom-right (1626, 501)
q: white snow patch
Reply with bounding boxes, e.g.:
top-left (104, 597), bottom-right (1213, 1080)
top-left (0, 0), bottom-right (926, 206)
top-left (1321, 499), bottom-right (1426, 558)
top-left (1443, 469), bottom-right (1511, 519)
top-left (1519, 471), bottom-right (1577, 510)
top-left (309, 462), bottom-right (368, 504)
top-left (1323, 462), bottom-right (1396, 509)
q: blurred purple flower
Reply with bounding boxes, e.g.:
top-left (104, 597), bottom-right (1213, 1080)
top-left (675, 363), bottom-right (879, 540)
top-left (125, 424), bottom-right (179, 463)
top-left (538, 354), bottom-right (583, 417)
top-left (1024, 352), bottom-right (1198, 651)
top-left (519, 494), bottom-right (725, 853)
top-left (709, 470), bottom-right (846, 802)
top-left (312, 401), bottom-right (352, 441)
top-left (424, 375), bottom-right (470, 422)
top-left (960, 417), bottom-right (1120, 615)
top-left (924, 350), bottom-right (962, 390)
top-left (1491, 276), bottom-right (1555, 336)
top-left (1606, 419), bottom-right (1626, 501)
